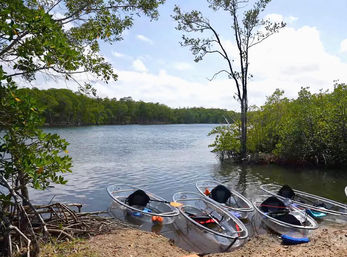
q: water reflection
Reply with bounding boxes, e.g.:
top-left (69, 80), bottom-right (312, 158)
top-left (30, 125), bottom-right (346, 210)
top-left (212, 162), bottom-right (347, 204)
top-left (27, 124), bottom-right (346, 253)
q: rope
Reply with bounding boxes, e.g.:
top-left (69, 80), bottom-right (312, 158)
top-left (224, 237), bottom-right (238, 252)
top-left (260, 204), bottom-right (306, 210)
top-left (259, 204), bottom-right (288, 209)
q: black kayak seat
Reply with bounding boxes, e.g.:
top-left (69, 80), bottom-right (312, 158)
top-left (127, 189), bottom-right (150, 207)
top-left (260, 196), bottom-right (287, 213)
top-left (278, 185), bottom-right (295, 199)
top-left (260, 196), bottom-right (302, 226)
top-left (272, 213), bottom-right (302, 226)
top-left (210, 185), bottom-right (232, 203)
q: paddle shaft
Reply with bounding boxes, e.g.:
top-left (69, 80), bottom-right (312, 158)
top-left (149, 199), bottom-right (170, 204)
top-left (149, 199), bottom-right (182, 207)
top-left (205, 212), bottom-right (226, 230)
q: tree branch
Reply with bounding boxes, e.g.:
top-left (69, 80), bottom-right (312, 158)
top-left (0, 31), bottom-right (29, 58)
top-left (207, 22), bottom-right (242, 100)
top-left (46, 0), bottom-right (63, 14)
top-left (207, 69), bottom-right (232, 81)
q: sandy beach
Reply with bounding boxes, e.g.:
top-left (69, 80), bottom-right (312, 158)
top-left (42, 222), bottom-right (346, 257)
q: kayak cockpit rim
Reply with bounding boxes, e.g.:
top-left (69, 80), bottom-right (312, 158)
top-left (260, 183), bottom-right (347, 216)
top-left (196, 180), bottom-right (254, 212)
top-left (253, 197), bottom-right (319, 230)
top-left (173, 191), bottom-right (248, 239)
top-left (107, 184), bottom-right (179, 217)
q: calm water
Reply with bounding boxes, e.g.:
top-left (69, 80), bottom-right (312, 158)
top-left (29, 124), bottom-right (347, 252)
top-left (31, 124), bottom-right (347, 209)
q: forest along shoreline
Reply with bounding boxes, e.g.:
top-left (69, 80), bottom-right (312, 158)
top-left (18, 85), bottom-right (347, 168)
top-left (40, 214), bottom-right (347, 257)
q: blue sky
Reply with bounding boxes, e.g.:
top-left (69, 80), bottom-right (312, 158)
top-left (35, 0), bottom-right (347, 110)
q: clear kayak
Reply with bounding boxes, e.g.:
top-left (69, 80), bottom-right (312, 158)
top-left (107, 184), bottom-right (179, 224)
top-left (196, 180), bottom-right (254, 219)
top-left (253, 195), bottom-right (318, 237)
top-left (172, 192), bottom-right (248, 242)
top-left (260, 184), bottom-right (347, 216)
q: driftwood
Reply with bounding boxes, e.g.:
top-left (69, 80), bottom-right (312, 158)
top-left (28, 202), bottom-right (127, 239)
top-left (0, 184), bottom-right (128, 257)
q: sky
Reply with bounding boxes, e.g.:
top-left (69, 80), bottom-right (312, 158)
top-left (33, 0), bottom-right (347, 111)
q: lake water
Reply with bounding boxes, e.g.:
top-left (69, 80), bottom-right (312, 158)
top-left (29, 124), bottom-right (347, 252)
top-left (31, 124), bottom-right (347, 208)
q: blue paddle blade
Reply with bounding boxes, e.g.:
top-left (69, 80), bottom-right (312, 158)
top-left (281, 234), bottom-right (310, 245)
top-left (143, 208), bottom-right (152, 213)
top-left (132, 211), bottom-right (143, 217)
top-left (229, 211), bottom-right (242, 218)
top-left (306, 209), bottom-right (327, 218)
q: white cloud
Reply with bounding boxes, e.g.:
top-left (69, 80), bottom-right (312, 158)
top-left (246, 25), bottom-right (347, 105)
top-left (173, 62), bottom-right (193, 71)
top-left (112, 51), bottom-right (125, 58)
top-left (28, 18), bottom-right (347, 111)
top-left (340, 39), bottom-right (347, 53)
top-left (136, 34), bottom-right (154, 45)
top-left (265, 14), bottom-right (284, 23)
top-left (132, 59), bottom-right (148, 72)
top-left (94, 69), bottom-right (238, 109)
top-left (287, 16), bottom-right (299, 23)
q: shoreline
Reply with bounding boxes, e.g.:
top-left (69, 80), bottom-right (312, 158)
top-left (41, 220), bottom-right (347, 257)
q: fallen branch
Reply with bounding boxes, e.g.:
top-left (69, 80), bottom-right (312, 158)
top-left (47, 229), bottom-right (74, 241)
top-left (1, 193), bottom-right (130, 256)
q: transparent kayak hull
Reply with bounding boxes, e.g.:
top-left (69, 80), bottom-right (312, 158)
top-left (173, 192), bottom-right (248, 241)
top-left (196, 180), bottom-right (254, 219)
top-left (260, 184), bottom-right (347, 216)
top-left (253, 195), bottom-right (318, 237)
top-left (107, 184), bottom-right (179, 224)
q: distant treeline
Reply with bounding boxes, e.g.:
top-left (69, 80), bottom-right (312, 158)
top-left (209, 84), bottom-right (347, 167)
top-left (17, 88), bottom-right (237, 126)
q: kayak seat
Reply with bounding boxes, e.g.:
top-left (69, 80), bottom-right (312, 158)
top-left (127, 189), bottom-right (150, 207)
top-left (260, 196), bottom-right (288, 213)
top-left (210, 185), bottom-right (232, 203)
top-left (272, 213), bottom-right (302, 226)
top-left (278, 185), bottom-right (295, 199)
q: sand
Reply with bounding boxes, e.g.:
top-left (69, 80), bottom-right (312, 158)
top-left (84, 223), bottom-right (347, 257)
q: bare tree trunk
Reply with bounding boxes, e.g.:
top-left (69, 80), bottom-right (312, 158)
top-left (240, 98), bottom-right (247, 160)
top-left (0, 210), bottom-right (11, 257)
top-left (18, 171), bottom-right (29, 202)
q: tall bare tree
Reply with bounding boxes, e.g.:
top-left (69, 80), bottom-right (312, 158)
top-left (173, 0), bottom-right (285, 160)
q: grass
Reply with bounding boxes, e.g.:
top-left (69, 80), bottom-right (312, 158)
top-left (40, 238), bottom-right (98, 257)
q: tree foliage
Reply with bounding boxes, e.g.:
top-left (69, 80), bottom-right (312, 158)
top-left (173, 0), bottom-right (285, 160)
top-left (0, 0), bottom-right (165, 205)
top-left (0, 79), bottom-right (72, 256)
top-left (209, 83), bottom-right (347, 167)
top-left (15, 87), bottom-right (237, 125)
top-left (0, 81), bottom-right (72, 198)
top-left (0, 0), bottom-right (164, 89)
top-left (0, 1), bottom-right (165, 255)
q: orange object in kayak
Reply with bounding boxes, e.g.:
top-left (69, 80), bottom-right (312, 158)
top-left (152, 215), bottom-right (164, 223)
top-left (204, 188), bottom-right (210, 196)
